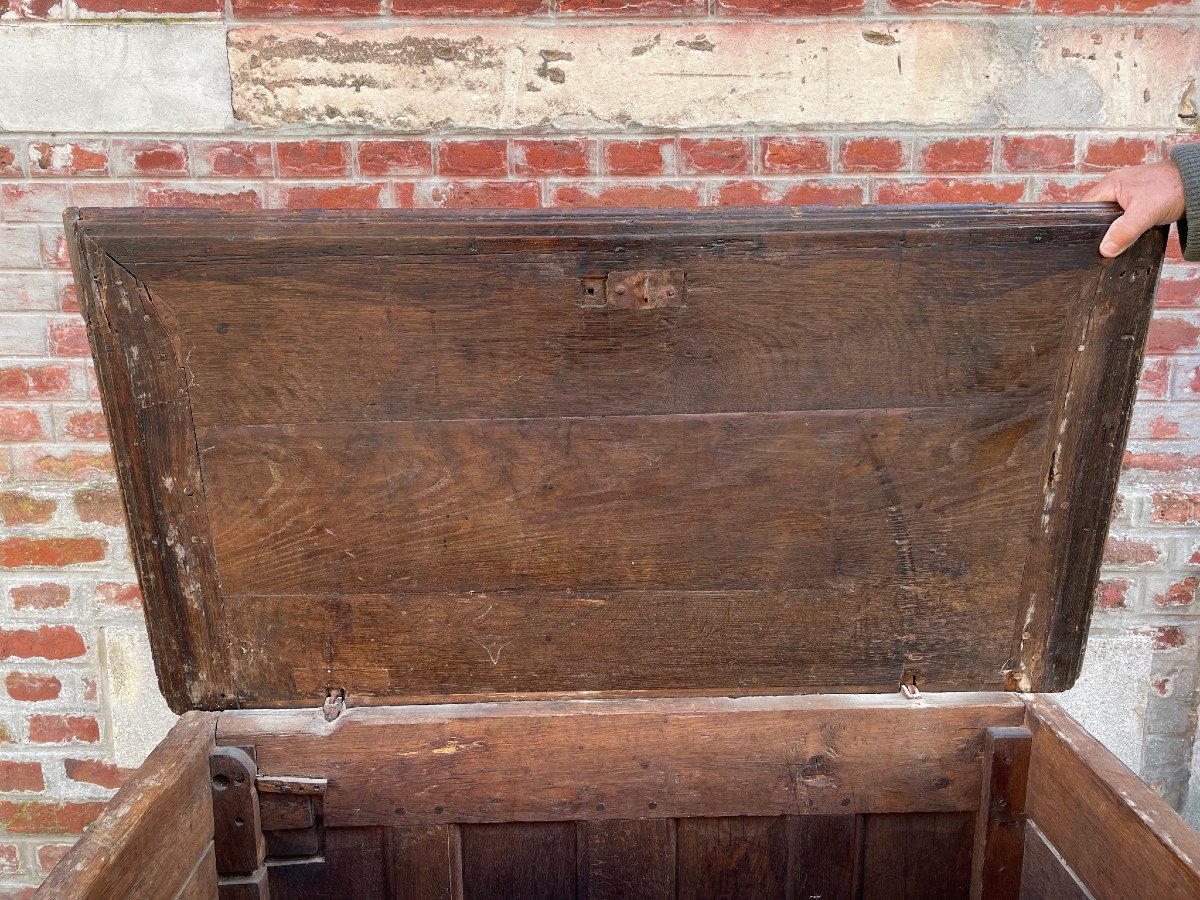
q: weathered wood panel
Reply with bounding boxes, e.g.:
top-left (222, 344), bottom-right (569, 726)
top-left (970, 726), bottom-right (1032, 900)
top-left (1019, 823), bottom-right (1093, 900)
top-left (67, 207), bottom-right (1164, 704)
top-left (461, 822), bottom-right (576, 900)
top-left (1024, 697), bottom-right (1200, 900)
top-left (789, 815), bottom-right (862, 900)
top-left (677, 816), bottom-right (789, 899)
top-left (34, 712), bottom-right (218, 899)
top-left (579, 819), bottom-right (674, 900)
top-left (861, 812), bottom-right (975, 900)
top-left (217, 694), bottom-right (1024, 826)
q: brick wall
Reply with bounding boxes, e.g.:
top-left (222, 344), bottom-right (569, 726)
top-left (0, 0), bottom-right (1198, 892)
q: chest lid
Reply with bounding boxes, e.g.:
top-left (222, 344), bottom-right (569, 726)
top-left (67, 206), bottom-right (1165, 713)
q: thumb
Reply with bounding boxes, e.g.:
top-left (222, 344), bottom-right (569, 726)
top-left (1099, 209), bottom-right (1153, 258)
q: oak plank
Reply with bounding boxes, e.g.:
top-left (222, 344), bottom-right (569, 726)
top-left (217, 694), bottom-right (1024, 826)
top-left (387, 825), bottom-right (463, 900)
top-left (1019, 823), bottom-right (1093, 900)
top-left (677, 817), bottom-right (788, 899)
top-left (788, 815), bottom-right (862, 900)
top-left (860, 812), bottom-right (975, 900)
top-left (970, 727), bottom-right (1032, 900)
top-left (461, 822), bottom-right (576, 900)
top-left (35, 712), bottom-right (218, 899)
top-left (267, 827), bottom-right (387, 900)
top-left (579, 819), bottom-right (674, 900)
top-left (1024, 697), bottom-right (1200, 900)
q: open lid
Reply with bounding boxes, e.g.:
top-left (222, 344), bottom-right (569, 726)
top-left (67, 206), bottom-right (1165, 713)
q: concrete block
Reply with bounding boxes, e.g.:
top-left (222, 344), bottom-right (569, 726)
top-left (100, 626), bottom-right (176, 770)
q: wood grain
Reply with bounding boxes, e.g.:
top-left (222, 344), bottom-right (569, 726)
top-left (210, 746), bottom-right (265, 876)
top-left (579, 819), bottom-right (675, 900)
top-left (387, 825), bottom-right (463, 900)
top-left (677, 816), bottom-right (789, 899)
top-left (66, 206), bottom-right (1164, 705)
top-left (1019, 823), bottom-right (1093, 900)
top-left (268, 826), bottom-right (387, 900)
top-left (970, 726), bottom-right (1031, 900)
top-left (461, 822), bottom-right (576, 900)
top-left (789, 815), bottom-right (862, 900)
top-left (217, 694), bottom-right (1024, 826)
top-left (1024, 697), bottom-right (1200, 900)
top-left (860, 812), bottom-right (975, 900)
top-left (35, 712), bottom-right (218, 899)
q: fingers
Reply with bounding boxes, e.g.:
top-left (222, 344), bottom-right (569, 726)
top-left (1084, 174), bottom-right (1119, 204)
top-left (1100, 209), bottom-right (1154, 258)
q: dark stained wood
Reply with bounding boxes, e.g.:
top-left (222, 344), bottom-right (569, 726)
top-left (970, 726), bottom-right (1032, 900)
top-left (579, 819), bottom-right (675, 900)
top-left (34, 712), bottom-right (217, 899)
top-left (677, 816), bottom-right (789, 899)
top-left (387, 825), bottom-right (463, 900)
top-left (210, 746), bottom-right (266, 876)
top-left (66, 206), bottom-right (1165, 707)
top-left (217, 693), bottom-right (1025, 826)
top-left (258, 793), bottom-right (313, 831)
top-left (268, 826), bottom-right (387, 900)
top-left (788, 815), bottom-right (862, 900)
top-left (1019, 824), bottom-right (1093, 900)
top-left (217, 865), bottom-right (269, 900)
top-left (860, 812), bottom-right (975, 900)
top-left (461, 822), bottom-right (576, 900)
top-left (1009, 229), bottom-right (1165, 691)
top-left (1024, 697), bottom-right (1200, 900)
top-left (263, 827), bottom-right (320, 858)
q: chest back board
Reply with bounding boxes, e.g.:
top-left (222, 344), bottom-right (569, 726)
top-left (66, 206), bottom-right (1166, 713)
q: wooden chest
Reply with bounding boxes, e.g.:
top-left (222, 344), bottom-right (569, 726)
top-left (38, 205), bottom-right (1200, 899)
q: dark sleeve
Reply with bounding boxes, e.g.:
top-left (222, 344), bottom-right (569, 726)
top-left (1170, 143), bottom-right (1200, 262)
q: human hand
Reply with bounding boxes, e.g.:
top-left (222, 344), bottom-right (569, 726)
top-left (1083, 162), bottom-right (1186, 258)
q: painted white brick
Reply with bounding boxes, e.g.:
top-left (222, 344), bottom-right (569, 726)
top-left (228, 23), bottom-right (1200, 132)
top-left (0, 25), bottom-right (233, 133)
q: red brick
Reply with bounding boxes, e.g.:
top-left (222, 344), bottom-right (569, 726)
top-left (196, 141), bottom-right (273, 178)
top-left (716, 0), bottom-right (862, 11)
top-left (136, 184), bottom-right (262, 211)
top-left (437, 141), bottom-right (508, 177)
top-left (0, 800), bottom-right (106, 835)
top-left (271, 184), bottom-right (385, 210)
top-left (1082, 137), bottom-right (1158, 172)
top-left (1155, 577), bottom-right (1198, 608)
top-left (73, 488), bottom-right (123, 527)
top-left (1157, 276), bottom-right (1200, 309)
top-left (2, 184), bottom-right (71, 222)
top-left (27, 142), bottom-right (108, 177)
top-left (1123, 451), bottom-right (1200, 475)
top-left (47, 318), bottom-right (88, 358)
top-left (0, 409), bottom-right (45, 443)
top-left (70, 182), bottom-right (134, 209)
top-left (1036, 0), bottom-right (1187, 11)
top-left (1140, 416), bottom-right (1181, 440)
top-left (759, 137), bottom-right (830, 175)
top-left (889, 0), bottom-right (1021, 7)
top-left (552, 182), bottom-right (702, 208)
top-left (714, 180), bottom-right (864, 207)
top-left (1097, 578), bottom-right (1130, 610)
top-left (0, 492), bottom-right (55, 527)
top-left (392, 183), bottom-right (417, 208)
top-left (1147, 317), bottom-right (1200, 354)
top-left (5, 672), bottom-right (61, 703)
top-left (64, 758), bottom-right (129, 790)
top-left (9, 448), bottom-right (114, 482)
top-left (117, 141), bottom-right (189, 177)
top-left (0, 143), bottom-right (21, 176)
top-left (679, 138), bottom-right (752, 175)
top-left (232, 0), bottom-right (380, 13)
top-left (75, 0), bottom-right (221, 11)
top-left (0, 761), bottom-right (44, 793)
top-left (357, 141), bottom-right (433, 177)
top-left (27, 715), bottom-right (100, 745)
top-left (95, 582), bottom-right (142, 610)
top-left (918, 137), bottom-right (993, 174)
top-left (57, 281), bottom-right (79, 313)
top-left (9, 584), bottom-right (69, 611)
top-left (1150, 626), bottom-right (1189, 650)
top-left (36, 844), bottom-right (72, 874)
top-left (513, 140), bottom-right (593, 176)
top-left (40, 229), bottom-right (70, 269)
top-left (1037, 177), bottom-right (1104, 202)
top-left (421, 181), bottom-right (541, 210)
top-left (876, 179), bottom-right (1025, 204)
top-left (840, 137), bottom-right (907, 173)
top-left (277, 141), bottom-right (351, 178)
top-left (604, 140), bottom-right (672, 177)
top-left (1151, 492), bottom-right (1200, 524)
top-left (0, 538), bottom-right (106, 569)
top-left (62, 410), bottom-right (107, 441)
top-left (393, 0), bottom-right (544, 10)
top-left (1000, 135), bottom-right (1075, 172)
top-left (0, 625), bottom-right (86, 660)
top-left (5, 0), bottom-right (61, 14)
top-left (1140, 357), bottom-right (1169, 400)
top-left (560, 0), bottom-right (700, 11)
top-left (1168, 229), bottom-right (1184, 263)
top-left (1103, 536), bottom-right (1160, 566)
top-left (82, 677), bottom-right (97, 702)
top-left (0, 844), bottom-right (18, 876)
